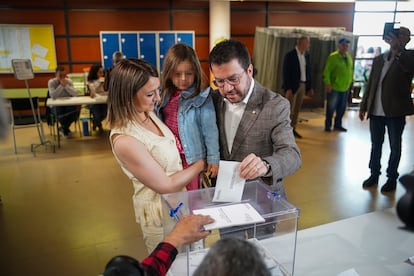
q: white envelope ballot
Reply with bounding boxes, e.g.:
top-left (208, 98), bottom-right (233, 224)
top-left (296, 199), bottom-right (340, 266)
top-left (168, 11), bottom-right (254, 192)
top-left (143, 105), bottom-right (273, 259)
top-left (213, 160), bottom-right (246, 202)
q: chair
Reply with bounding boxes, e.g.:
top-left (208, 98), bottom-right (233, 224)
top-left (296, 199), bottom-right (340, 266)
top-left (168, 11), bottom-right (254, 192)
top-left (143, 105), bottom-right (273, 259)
top-left (9, 97), bottom-right (44, 154)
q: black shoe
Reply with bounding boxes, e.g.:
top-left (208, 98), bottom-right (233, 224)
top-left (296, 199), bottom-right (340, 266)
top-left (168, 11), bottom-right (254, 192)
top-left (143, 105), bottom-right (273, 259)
top-left (334, 126), bottom-right (347, 132)
top-left (293, 129), bottom-right (302, 139)
top-left (362, 175), bottom-right (379, 188)
top-left (59, 127), bottom-right (70, 137)
top-left (380, 179), bottom-right (397, 193)
top-left (324, 128), bottom-right (331, 132)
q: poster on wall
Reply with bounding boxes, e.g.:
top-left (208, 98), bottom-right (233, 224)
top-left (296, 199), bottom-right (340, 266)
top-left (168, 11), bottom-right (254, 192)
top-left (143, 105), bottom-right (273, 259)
top-left (0, 24), bottom-right (57, 74)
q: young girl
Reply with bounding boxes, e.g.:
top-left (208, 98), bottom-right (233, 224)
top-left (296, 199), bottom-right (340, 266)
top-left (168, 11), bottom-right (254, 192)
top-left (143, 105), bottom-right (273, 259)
top-left (159, 43), bottom-right (219, 190)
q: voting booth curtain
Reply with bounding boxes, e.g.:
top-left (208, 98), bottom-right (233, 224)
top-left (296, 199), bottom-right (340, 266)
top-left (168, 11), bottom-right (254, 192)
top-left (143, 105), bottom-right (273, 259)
top-left (253, 26), bottom-right (358, 102)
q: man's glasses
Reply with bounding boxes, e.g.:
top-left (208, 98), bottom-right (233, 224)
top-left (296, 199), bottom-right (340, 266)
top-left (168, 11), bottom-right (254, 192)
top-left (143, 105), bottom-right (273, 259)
top-left (213, 71), bottom-right (245, 88)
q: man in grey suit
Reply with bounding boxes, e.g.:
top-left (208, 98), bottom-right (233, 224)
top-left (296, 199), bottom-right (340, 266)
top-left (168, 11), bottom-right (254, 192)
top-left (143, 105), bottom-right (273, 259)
top-left (359, 26), bottom-right (414, 193)
top-left (209, 39), bottom-right (302, 198)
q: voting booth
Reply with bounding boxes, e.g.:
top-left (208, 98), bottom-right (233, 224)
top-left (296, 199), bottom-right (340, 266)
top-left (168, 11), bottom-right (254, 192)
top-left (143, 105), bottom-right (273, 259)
top-left (161, 179), bottom-right (299, 276)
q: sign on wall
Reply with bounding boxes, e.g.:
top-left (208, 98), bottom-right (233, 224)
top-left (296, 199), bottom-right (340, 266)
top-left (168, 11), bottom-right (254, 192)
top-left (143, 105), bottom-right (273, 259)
top-left (0, 24), bottom-right (57, 74)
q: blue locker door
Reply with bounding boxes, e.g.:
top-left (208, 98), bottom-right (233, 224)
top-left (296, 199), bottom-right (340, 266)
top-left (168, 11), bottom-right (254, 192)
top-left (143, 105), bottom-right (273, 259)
top-left (177, 32), bottom-right (194, 48)
top-left (139, 33), bottom-right (157, 70)
top-left (121, 33), bottom-right (138, 59)
top-left (101, 33), bottom-right (120, 70)
top-left (158, 32), bottom-right (176, 72)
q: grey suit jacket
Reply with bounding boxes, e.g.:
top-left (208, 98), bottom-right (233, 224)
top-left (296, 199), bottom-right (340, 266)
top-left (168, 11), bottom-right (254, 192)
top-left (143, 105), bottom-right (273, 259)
top-left (361, 50), bottom-right (414, 117)
top-left (212, 81), bottom-right (302, 196)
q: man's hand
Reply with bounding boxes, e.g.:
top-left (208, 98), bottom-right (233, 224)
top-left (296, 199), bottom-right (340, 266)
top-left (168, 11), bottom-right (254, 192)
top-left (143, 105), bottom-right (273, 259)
top-left (59, 78), bottom-right (68, 87)
top-left (163, 215), bottom-right (214, 249)
top-left (285, 89), bottom-right (293, 102)
top-left (359, 111), bottom-right (366, 121)
top-left (307, 88), bottom-right (314, 97)
top-left (239, 153), bottom-right (268, 179)
top-left (325, 84), bottom-right (332, 93)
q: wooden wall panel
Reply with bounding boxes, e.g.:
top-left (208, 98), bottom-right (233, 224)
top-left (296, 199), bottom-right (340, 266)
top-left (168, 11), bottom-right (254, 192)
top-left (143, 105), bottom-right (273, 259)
top-left (173, 11), bottom-right (209, 34)
top-left (68, 11), bottom-right (171, 33)
top-left (231, 11), bottom-right (266, 34)
top-left (194, 36), bottom-right (210, 60)
top-left (269, 2), bottom-right (354, 12)
top-left (268, 12), bottom-right (353, 31)
top-left (0, 1), bottom-right (64, 7)
top-left (201, 62), bottom-right (210, 81)
top-left (173, 0), bottom-right (209, 9)
top-left (0, 74), bottom-right (54, 89)
top-left (72, 64), bottom-right (90, 73)
top-left (66, 0), bottom-right (169, 8)
top-left (231, 2), bottom-right (266, 9)
top-left (231, 36), bottom-right (255, 58)
top-left (0, 10), bottom-right (66, 34)
top-left (70, 38), bottom-right (101, 61)
top-left (55, 38), bottom-right (69, 63)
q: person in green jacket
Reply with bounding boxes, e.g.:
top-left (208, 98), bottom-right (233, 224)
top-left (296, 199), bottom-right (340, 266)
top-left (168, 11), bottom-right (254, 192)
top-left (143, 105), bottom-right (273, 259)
top-left (323, 38), bottom-right (354, 132)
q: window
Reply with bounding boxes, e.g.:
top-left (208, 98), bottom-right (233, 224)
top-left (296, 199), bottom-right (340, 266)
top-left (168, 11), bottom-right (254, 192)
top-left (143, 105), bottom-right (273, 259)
top-left (353, 0), bottom-right (414, 98)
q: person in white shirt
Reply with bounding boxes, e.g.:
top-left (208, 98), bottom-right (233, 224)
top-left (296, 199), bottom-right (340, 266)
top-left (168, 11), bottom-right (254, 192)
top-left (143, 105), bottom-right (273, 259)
top-left (282, 36), bottom-right (314, 139)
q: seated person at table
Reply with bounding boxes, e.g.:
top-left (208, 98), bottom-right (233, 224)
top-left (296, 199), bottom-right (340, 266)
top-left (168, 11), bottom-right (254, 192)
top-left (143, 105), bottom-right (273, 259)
top-left (87, 64), bottom-right (108, 132)
top-left (48, 66), bottom-right (80, 137)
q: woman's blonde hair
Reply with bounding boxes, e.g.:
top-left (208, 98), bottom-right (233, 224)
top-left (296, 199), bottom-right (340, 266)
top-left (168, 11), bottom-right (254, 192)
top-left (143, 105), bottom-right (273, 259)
top-left (107, 59), bottom-right (159, 129)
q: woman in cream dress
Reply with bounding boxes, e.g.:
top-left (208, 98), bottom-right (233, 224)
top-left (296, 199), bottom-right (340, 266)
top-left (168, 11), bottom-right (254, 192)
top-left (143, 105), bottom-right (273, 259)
top-left (106, 59), bottom-right (205, 253)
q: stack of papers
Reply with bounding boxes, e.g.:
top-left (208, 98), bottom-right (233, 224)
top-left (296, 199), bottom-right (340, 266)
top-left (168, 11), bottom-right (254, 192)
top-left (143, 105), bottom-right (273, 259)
top-left (192, 202), bottom-right (265, 231)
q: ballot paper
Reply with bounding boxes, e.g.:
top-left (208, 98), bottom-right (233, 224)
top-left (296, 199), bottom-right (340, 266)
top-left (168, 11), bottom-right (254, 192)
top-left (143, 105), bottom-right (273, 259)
top-left (213, 160), bottom-right (246, 202)
top-left (192, 202), bottom-right (265, 231)
top-left (405, 256), bottom-right (414, 266)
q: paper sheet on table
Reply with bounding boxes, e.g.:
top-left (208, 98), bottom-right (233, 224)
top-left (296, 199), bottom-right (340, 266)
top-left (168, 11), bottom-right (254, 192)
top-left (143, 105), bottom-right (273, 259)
top-left (192, 202), bottom-right (265, 231)
top-left (336, 268), bottom-right (360, 276)
top-left (213, 160), bottom-right (246, 202)
top-left (405, 256), bottom-right (414, 266)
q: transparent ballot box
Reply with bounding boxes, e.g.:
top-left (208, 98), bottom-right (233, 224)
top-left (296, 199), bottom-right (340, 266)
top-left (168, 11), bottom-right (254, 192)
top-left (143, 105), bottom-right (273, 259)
top-left (161, 179), bottom-right (299, 276)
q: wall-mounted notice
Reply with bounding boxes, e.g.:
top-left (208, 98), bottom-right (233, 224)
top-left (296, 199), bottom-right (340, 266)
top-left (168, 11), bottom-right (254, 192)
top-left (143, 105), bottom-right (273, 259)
top-left (0, 24), bottom-right (57, 74)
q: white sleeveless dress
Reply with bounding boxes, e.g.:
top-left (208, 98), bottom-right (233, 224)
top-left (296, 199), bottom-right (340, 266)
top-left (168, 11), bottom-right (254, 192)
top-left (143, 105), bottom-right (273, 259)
top-left (110, 111), bottom-right (183, 253)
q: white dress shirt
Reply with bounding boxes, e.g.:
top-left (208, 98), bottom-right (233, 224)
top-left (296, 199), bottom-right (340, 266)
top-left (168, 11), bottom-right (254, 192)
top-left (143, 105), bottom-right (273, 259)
top-left (224, 79), bottom-right (255, 152)
top-left (296, 47), bottom-right (306, 82)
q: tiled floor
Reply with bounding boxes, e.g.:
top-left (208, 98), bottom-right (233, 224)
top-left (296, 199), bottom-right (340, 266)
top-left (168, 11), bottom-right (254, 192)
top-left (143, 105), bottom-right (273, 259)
top-left (1, 108), bottom-right (413, 275)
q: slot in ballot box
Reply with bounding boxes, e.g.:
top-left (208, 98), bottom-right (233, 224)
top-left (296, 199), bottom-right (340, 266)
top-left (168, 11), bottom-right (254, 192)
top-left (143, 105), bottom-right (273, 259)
top-left (161, 179), bottom-right (300, 276)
